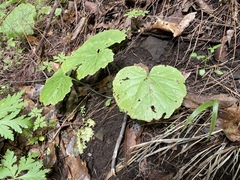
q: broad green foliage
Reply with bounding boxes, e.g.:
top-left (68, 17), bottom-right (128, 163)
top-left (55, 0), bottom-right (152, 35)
top-left (40, 69), bottom-right (73, 105)
top-left (113, 65), bottom-right (187, 122)
top-left (0, 150), bottom-right (50, 179)
top-left (40, 30), bottom-right (126, 105)
top-left (0, 91), bottom-right (31, 140)
top-left (61, 30), bottom-right (126, 79)
top-left (0, 3), bottom-right (37, 38)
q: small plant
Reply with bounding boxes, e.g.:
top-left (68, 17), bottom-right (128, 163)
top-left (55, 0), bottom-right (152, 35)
top-left (53, 52), bottom-right (66, 63)
top-left (39, 61), bottom-right (53, 72)
top-left (190, 44), bottom-right (223, 76)
top-left (0, 150), bottom-right (50, 179)
top-left (0, 91), bottom-right (50, 178)
top-left (0, 91), bottom-right (32, 141)
top-left (124, 9), bottom-right (149, 18)
top-left (75, 118), bottom-right (95, 154)
top-left (40, 30), bottom-right (187, 123)
top-left (0, 3), bottom-right (37, 38)
top-left (40, 30), bottom-right (126, 105)
top-left (184, 100), bottom-right (219, 137)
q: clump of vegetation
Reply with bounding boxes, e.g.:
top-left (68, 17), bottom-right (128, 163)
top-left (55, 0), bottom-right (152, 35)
top-left (0, 91), bottom-right (50, 178)
top-left (0, 150), bottom-right (50, 180)
top-left (191, 44), bottom-right (223, 76)
top-left (40, 30), bottom-right (187, 122)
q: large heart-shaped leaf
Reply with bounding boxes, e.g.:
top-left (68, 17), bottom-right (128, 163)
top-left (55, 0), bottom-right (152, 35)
top-left (113, 65), bottom-right (187, 122)
top-left (40, 69), bottom-right (72, 106)
top-left (61, 30), bottom-right (126, 80)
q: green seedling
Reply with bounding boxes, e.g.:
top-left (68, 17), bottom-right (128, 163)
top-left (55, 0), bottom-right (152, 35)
top-left (40, 30), bottom-right (126, 106)
top-left (39, 61), bottom-right (53, 72)
top-left (124, 9), bottom-right (149, 18)
top-left (53, 52), bottom-right (66, 63)
top-left (191, 44), bottom-right (223, 76)
top-left (75, 118), bottom-right (95, 154)
top-left (184, 99), bottom-right (219, 138)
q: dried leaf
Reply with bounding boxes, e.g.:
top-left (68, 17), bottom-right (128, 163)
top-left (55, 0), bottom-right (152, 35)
top-left (195, 0), bottom-right (213, 14)
top-left (214, 30), bottom-right (234, 62)
top-left (26, 35), bottom-right (39, 45)
top-left (85, 1), bottom-right (98, 14)
top-left (218, 105), bottom-right (240, 142)
top-left (65, 156), bottom-right (90, 180)
top-left (124, 124), bottom-right (143, 161)
top-left (178, 12), bottom-right (197, 36)
top-left (51, 62), bottom-right (61, 71)
top-left (214, 44), bottom-right (227, 62)
top-left (151, 12), bottom-right (196, 37)
top-left (183, 93), bottom-right (238, 109)
top-left (152, 18), bottom-right (180, 37)
top-left (226, 29), bottom-right (234, 46)
top-left (43, 142), bottom-right (57, 168)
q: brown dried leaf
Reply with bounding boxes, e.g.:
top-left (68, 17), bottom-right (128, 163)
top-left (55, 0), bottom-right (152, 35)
top-left (85, 1), bottom-right (98, 14)
top-left (124, 124), bottom-right (143, 161)
top-left (152, 18), bottom-right (180, 37)
top-left (183, 93), bottom-right (238, 109)
top-left (26, 35), bottom-right (39, 45)
top-left (151, 12), bottom-right (196, 37)
top-left (218, 105), bottom-right (240, 142)
top-left (65, 156), bottom-right (90, 180)
top-left (51, 62), bottom-right (61, 71)
top-left (214, 44), bottom-right (227, 62)
top-left (177, 12), bottom-right (197, 36)
top-left (214, 30), bottom-right (234, 62)
top-left (195, 0), bottom-right (213, 14)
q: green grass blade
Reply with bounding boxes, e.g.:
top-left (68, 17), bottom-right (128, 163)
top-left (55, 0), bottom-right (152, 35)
top-left (209, 100), bottom-right (219, 137)
top-left (184, 101), bottom-right (214, 129)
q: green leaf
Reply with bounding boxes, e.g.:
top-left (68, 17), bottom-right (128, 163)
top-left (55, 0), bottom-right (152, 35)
top-left (0, 3), bottom-right (37, 38)
top-left (184, 101), bottom-right (214, 129)
top-left (0, 150), bottom-right (18, 178)
top-left (0, 91), bottom-right (31, 141)
top-left (40, 69), bottom-right (73, 105)
top-left (208, 44), bottom-right (222, 53)
top-left (0, 150), bottom-right (49, 179)
top-left (209, 100), bottom-right (219, 137)
top-left (113, 65), bottom-right (187, 122)
top-left (214, 69), bottom-right (224, 75)
top-left (199, 69), bottom-right (206, 76)
top-left (61, 30), bottom-right (126, 80)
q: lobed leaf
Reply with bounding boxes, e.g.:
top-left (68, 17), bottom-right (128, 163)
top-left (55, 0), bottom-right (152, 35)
top-left (113, 65), bottom-right (187, 122)
top-left (61, 30), bottom-right (126, 79)
top-left (0, 150), bottom-right (49, 179)
top-left (0, 91), bottom-right (31, 141)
